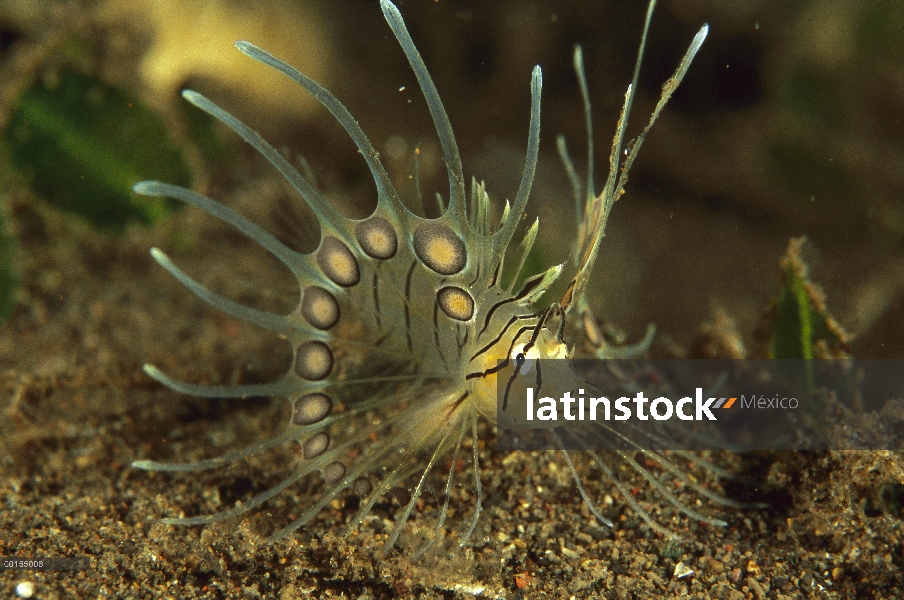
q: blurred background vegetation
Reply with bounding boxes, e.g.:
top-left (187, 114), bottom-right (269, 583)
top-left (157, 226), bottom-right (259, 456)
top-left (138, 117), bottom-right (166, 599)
top-left (0, 0), bottom-right (902, 358)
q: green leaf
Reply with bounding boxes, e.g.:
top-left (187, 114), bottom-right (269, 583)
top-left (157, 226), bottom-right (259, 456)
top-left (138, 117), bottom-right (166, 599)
top-left (6, 70), bottom-right (191, 230)
top-left (771, 237), bottom-right (849, 360)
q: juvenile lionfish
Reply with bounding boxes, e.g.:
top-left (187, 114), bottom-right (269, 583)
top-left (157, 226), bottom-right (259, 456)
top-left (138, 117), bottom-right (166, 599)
top-left (134, 0), bottom-right (736, 554)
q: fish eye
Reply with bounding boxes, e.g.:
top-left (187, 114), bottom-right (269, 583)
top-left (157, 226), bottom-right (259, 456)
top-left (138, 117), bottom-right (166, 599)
top-left (511, 345), bottom-right (537, 376)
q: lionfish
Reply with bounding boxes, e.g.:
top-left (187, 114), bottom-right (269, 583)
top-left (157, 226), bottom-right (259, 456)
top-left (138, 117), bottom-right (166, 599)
top-left (133, 0), bottom-right (738, 555)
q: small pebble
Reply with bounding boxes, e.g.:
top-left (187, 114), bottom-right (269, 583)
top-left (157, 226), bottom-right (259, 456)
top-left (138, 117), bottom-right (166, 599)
top-left (673, 562), bottom-right (694, 579)
top-left (16, 582), bottom-right (35, 598)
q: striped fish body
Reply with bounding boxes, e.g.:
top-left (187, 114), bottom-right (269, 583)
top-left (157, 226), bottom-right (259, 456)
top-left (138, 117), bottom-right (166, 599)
top-left (133, 0), bottom-right (725, 552)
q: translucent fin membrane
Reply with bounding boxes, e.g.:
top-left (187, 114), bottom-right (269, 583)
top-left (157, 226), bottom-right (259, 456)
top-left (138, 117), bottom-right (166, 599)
top-left (180, 90), bottom-right (347, 234)
top-left (560, 1), bottom-right (709, 314)
top-left (595, 323), bottom-right (657, 359)
top-left (507, 218), bottom-right (539, 292)
top-left (574, 45), bottom-right (595, 205)
top-left (142, 364), bottom-right (298, 399)
top-left (492, 67), bottom-right (542, 260)
top-left (148, 247), bottom-right (294, 337)
top-left (161, 469), bottom-right (306, 526)
top-left (461, 419), bottom-right (484, 547)
top-left (556, 135), bottom-right (584, 235)
top-left (232, 41), bottom-right (407, 220)
top-left (556, 427), bottom-right (730, 538)
top-left (267, 404), bottom-right (482, 549)
top-left (411, 417), bottom-right (469, 559)
top-left (383, 420), bottom-right (458, 550)
top-left (380, 0), bottom-right (466, 221)
top-left (132, 429), bottom-right (300, 473)
top-left (611, 25), bottom-right (710, 208)
top-left (133, 181), bottom-right (314, 279)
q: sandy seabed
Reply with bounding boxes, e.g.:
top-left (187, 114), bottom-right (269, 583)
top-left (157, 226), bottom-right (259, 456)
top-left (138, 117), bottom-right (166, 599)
top-left (2, 184), bottom-right (903, 600)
